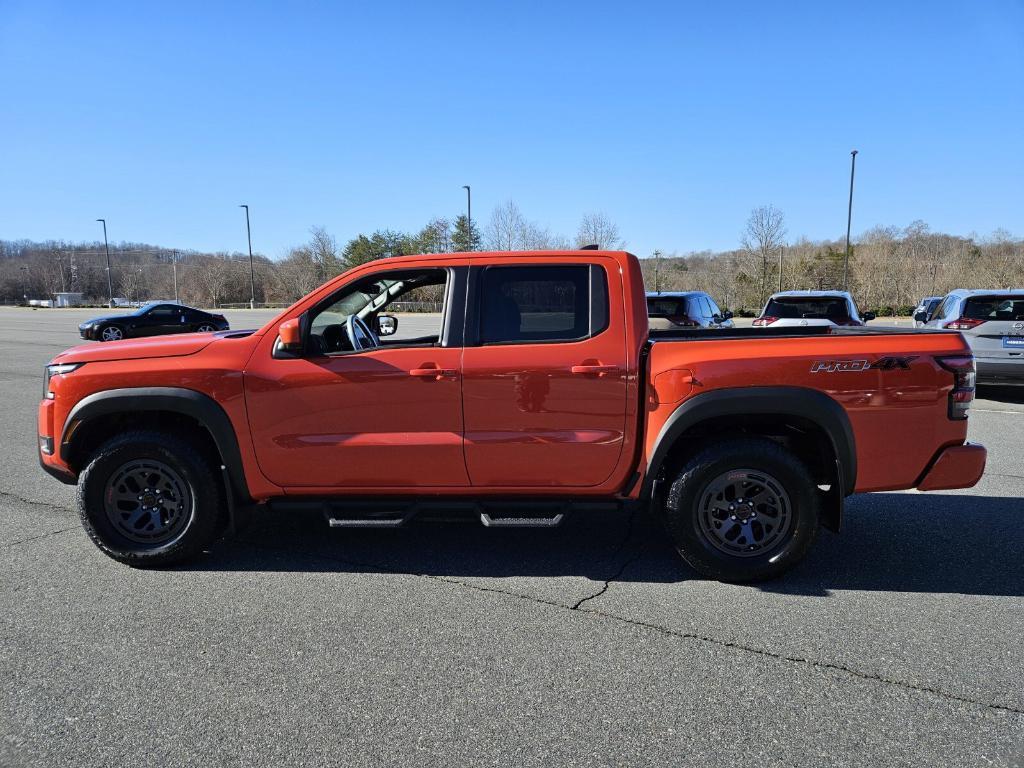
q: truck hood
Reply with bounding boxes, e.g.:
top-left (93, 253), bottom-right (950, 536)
top-left (52, 334), bottom-right (217, 365)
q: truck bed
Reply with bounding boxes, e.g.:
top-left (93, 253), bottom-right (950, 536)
top-left (643, 324), bottom-right (975, 494)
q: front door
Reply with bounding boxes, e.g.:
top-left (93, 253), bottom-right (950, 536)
top-left (461, 260), bottom-right (629, 487)
top-left (244, 267), bottom-right (469, 489)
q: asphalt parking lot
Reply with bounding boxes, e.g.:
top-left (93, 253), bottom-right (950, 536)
top-left (2, 307), bottom-right (1023, 767)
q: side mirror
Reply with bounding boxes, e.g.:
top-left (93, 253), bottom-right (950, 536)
top-left (863, 311), bottom-right (876, 322)
top-left (913, 310), bottom-right (927, 323)
top-left (277, 317), bottom-right (303, 352)
top-left (722, 310), bottom-right (734, 320)
top-left (377, 314), bottom-right (398, 337)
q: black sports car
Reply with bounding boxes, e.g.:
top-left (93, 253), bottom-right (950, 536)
top-left (79, 302), bottom-right (230, 342)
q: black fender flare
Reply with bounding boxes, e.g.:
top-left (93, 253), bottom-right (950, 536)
top-left (643, 386), bottom-right (857, 502)
top-left (60, 387), bottom-right (251, 503)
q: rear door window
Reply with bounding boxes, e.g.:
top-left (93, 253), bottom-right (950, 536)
top-left (479, 265), bottom-right (607, 344)
top-left (697, 297), bottom-right (714, 319)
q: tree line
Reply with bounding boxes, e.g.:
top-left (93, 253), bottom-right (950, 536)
top-left (1, 202), bottom-right (1019, 314)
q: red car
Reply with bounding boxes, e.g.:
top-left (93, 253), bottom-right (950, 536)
top-left (39, 251), bottom-right (985, 581)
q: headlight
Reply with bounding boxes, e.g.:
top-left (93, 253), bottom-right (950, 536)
top-left (43, 363), bottom-right (83, 399)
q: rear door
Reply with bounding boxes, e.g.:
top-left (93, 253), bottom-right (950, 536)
top-left (461, 259), bottom-right (629, 487)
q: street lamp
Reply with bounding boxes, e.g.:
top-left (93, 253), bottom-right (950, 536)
top-left (239, 204), bottom-right (256, 309)
top-left (843, 150), bottom-right (858, 290)
top-left (172, 250), bottom-right (179, 304)
top-left (462, 185), bottom-right (471, 234)
top-left (96, 218), bottom-right (113, 308)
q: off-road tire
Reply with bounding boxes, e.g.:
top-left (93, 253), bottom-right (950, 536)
top-left (77, 430), bottom-right (223, 567)
top-left (664, 438), bottom-right (820, 582)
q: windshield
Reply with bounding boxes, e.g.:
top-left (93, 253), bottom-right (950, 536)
top-left (764, 297), bottom-right (851, 320)
top-left (963, 296), bottom-right (1024, 321)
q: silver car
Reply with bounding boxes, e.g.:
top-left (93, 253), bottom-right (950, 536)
top-left (921, 289), bottom-right (1024, 384)
top-left (913, 295), bottom-right (944, 328)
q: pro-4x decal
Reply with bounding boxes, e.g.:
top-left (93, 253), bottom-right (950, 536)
top-left (810, 356), bottom-right (917, 373)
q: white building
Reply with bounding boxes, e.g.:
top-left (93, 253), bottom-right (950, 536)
top-left (54, 292), bottom-right (85, 307)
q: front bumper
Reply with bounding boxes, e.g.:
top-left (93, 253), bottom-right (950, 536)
top-left (917, 443), bottom-right (987, 492)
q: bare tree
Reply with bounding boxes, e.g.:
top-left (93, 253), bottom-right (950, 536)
top-left (741, 205), bottom-right (787, 306)
top-left (308, 226), bottom-right (341, 282)
top-left (191, 256), bottom-right (238, 308)
top-left (575, 212), bottom-right (623, 250)
top-left (484, 201), bottom-right (563, 251)
top-left (118, 268), bottom-right (144, 304)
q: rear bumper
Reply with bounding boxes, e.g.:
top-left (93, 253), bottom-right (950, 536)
top-left (917, 443), bottom-right (986, 492)
top-left (976, 358), bottom-right (1024, 384)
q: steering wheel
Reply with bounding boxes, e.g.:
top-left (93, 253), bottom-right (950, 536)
top-left (345, 314), bottom-right (380, 351)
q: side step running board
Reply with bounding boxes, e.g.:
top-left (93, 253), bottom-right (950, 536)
top-left (326, 514), bottom-right (413, 528)
top-left (480, 512), bottom-right (564, 528)
top-left (269, 497), bottom-right (623, 529)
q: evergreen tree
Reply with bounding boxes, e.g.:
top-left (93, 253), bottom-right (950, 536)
top-left (451, 214), bottom-right (481, 252)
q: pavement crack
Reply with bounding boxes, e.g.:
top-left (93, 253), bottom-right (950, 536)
top-left (571, 504), bottom-right (643, 610)
top-left (236, 532), bottom-right (1024, 719)
top-left (0, 526), bottom-right (79, 550)
top-left (0, 488), bottom-right (75, 515)
top-left (574, 606), bottom-right (1024, 716)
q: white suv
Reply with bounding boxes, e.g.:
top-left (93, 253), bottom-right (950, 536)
top-left (753, 291), bottom-right (874, 328)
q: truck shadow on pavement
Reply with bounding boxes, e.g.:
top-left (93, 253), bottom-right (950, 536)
top-left (196, 491), bottom-right (1024, 598)
top-left (976, 385), bottom-right (1024, 405)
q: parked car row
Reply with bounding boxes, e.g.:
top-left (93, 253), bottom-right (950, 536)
top-left (648, 290), bottom-right (874, 330)
top-left (648, 285), bottom-right (1023, 384)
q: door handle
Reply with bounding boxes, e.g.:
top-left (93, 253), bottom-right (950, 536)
top-left (570, 364), bottom-right (618, 375)
top-left (409, 367), bottom-right (458, 380)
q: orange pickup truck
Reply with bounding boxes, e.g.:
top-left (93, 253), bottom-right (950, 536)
top-left (38, 250), bottom-right (986, 581)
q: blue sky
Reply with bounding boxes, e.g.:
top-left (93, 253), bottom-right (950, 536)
top-left (1, 0), bottom-right (1022, 258)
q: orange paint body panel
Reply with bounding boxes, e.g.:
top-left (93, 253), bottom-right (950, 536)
top-left (38, 250), bottom-right (985, 505)
top-left (917, 444), bottom-right (987, 491)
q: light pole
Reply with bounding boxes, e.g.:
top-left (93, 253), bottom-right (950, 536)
top-left (778, 245), bottom-right (784, 292)
top-left (239, 204), bottom-right (256, 309)
top-left (462, 185), bottom-right (471, 232)
top-left (843, 150), bottom-right (858, 290)
top-left (172, 250), bottom-right (179, 304)
top-left (96, 219), bottom-right (113, 307)
top-left (653, 250), bottom-right (662, 292)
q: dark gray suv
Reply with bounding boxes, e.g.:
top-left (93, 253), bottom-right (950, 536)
top-left (646, 291), bottom-right (734, 330)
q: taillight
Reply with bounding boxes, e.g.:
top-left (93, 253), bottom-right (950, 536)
top-left (936, 355), bottom-right (976, 420)
top-left (752, 316), bottom-right (778, 326)
top-left (943, 318), bottom-right (985, 330)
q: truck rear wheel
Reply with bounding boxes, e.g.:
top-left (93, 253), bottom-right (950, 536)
top-left (77, 430), bottom-right (223, 567)
top-left (663, 438), bottom-right (819, 582)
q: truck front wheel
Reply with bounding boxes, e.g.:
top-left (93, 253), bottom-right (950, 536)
top-left (77, 430), bottom-right (223, 567)
top-left (664, 438), bottom-right (820, 582)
